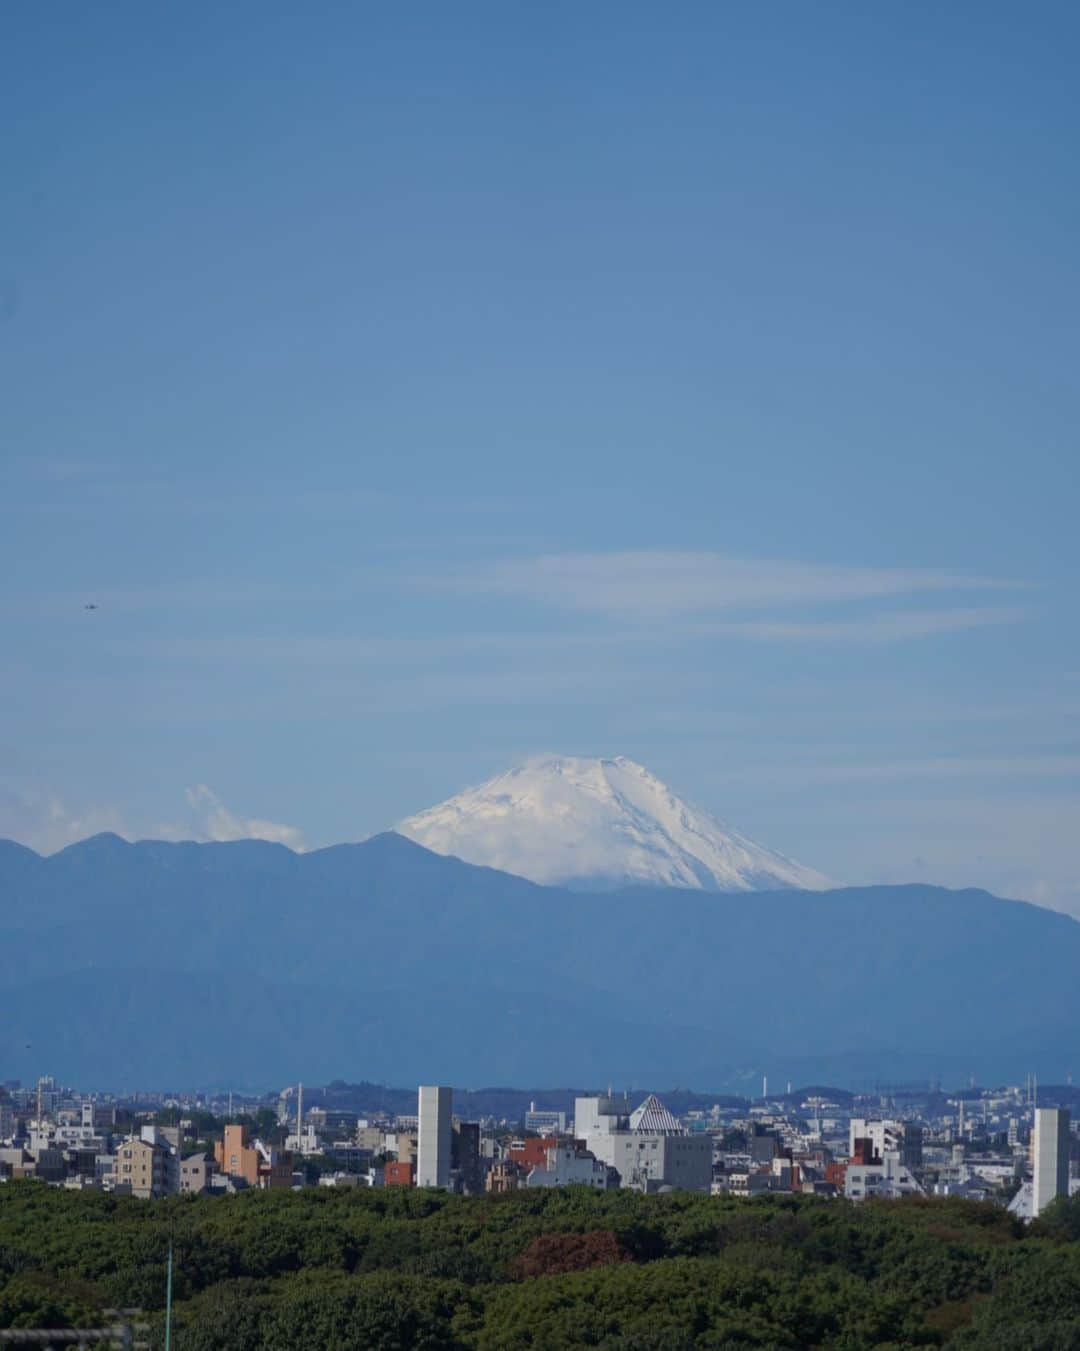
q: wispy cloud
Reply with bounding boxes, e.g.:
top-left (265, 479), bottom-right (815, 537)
top-left (0, 785), bottom-right (305, 854)
top-left (431, 551), bottom-right (1022, 620)
top-left (785, 755), bottom-right (1080, 785)
top-left (699, 754), bottom-right (1080, 791)
top-left (182, 785), bottom-right (306, 851)
top-left (687, 606), bottom-right (1026, 643)
top-left (0, 788), bottom-right (131, 855)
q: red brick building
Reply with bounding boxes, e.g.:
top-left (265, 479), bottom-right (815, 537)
top-left (384, 1160), bottom-right (414, 1186)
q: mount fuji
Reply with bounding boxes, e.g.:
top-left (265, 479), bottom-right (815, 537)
top-left (396, 755), bottom-right (830, 892)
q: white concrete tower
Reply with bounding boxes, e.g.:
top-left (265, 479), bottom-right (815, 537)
top-left (417, 1085), bottom-right (452, 1189)
top-left (1033, 1107), bottom-right (1071, 1218)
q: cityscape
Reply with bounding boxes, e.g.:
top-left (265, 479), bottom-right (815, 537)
top-left (4, 0), bottom-right (1078, 1344)
top-left (3, 1073), bottom-right (1076, 1219)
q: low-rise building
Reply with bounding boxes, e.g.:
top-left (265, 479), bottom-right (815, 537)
top-left (525, 1142), bottom-right (615, 1189)
top-left (844, 1149), bottom-right (923, 1201)
top-left (0, 1147), bottom-right (34, 1179)
top-left (849, 1119), bottom-right (922, 1170)
top-left (384, 1160), bottom-right (414, 1186)
top-left (179, 1152), bottom-right (214, 1194)
top-left (508, 1137), bottom-right (560, 1170)
top-left (485, 1159), bottom-right (524, 1193)
top-left (523, 1107), bottom-right (567, 1135)
top-left (213, 1124), bottom-right (292, 1190)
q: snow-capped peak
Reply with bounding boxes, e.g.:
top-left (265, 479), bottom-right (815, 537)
top-left (396, 754), bottom-right (830, 892)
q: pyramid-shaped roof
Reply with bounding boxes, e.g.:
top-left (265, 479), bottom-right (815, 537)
top-left (629, 1094), bottom-right (684, 1135)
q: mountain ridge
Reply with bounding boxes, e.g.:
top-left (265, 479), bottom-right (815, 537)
top-left (0, 830), bottom-right (1077, 1089)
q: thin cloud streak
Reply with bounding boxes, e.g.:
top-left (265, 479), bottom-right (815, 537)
top-left (430, 551), bottom-right (1024, 619)
top-left (85, 605), bottom-right (1025, 673)
top-left (687, 606), bottom-right (1027, 643)
top-left (704, 755), bottom-right (1080, 789)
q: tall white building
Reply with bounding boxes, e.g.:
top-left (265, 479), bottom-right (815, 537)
top-left (417, 1085), bottom-right (452, 1189)
top-left (1033, 1107), bottom-right (1070, 1218)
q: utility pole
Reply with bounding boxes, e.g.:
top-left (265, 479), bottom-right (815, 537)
top-left (164, 1241), bottom-right (173, 1351)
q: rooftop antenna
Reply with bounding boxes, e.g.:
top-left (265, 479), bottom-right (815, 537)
top-left (297, 1081), bottom-right (304, 1152)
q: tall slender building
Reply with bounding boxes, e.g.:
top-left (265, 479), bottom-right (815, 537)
top-left (417, 1085), bottom-right (452, 1189)
top-left (1033, 1107), bottom-right (1071, 1218)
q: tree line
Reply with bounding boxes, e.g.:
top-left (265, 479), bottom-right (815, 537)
top-left (2, 1181), bottom-right (1080, 1347)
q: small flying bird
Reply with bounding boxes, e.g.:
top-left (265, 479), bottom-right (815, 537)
top-left (84, 603), bottom-right (99, 610)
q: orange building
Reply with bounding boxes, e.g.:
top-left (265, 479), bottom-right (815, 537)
top-left (384, 1160), bottom-right (414, 1186)
top-left (825, 1161), bottom-right (849, 1191)
top-left (214, 1124), bottom-right (293, 1189)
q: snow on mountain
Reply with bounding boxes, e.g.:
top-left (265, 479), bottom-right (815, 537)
top-left (396, 755), bottom-right (831, 892)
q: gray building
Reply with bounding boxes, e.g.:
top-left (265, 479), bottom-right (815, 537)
top-left (574, 1093), bottom-right (712, 1193)
top-left (451, 1119), bottom-right (483, 1195)
top-left (1033, 1107), bottom-right (1071, 1218)
top-left (417, 1085), bottom-right (452, 1189)
top-left (524, 1107), bottom-right (567, 1135)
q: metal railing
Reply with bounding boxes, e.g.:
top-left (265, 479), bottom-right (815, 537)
top-left (0, 1309), bottom-right (149, 1350)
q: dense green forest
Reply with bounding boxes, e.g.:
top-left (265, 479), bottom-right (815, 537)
top-left (2, 1183), bottom-right (1080, 1348)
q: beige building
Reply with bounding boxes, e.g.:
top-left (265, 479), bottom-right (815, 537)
top-left (179, 1152), bottom-right (214, 1193)
top-left (396, 1131), bottom-right (418, 1167)
top-left (115, 1137), bottom-right (171, 1198)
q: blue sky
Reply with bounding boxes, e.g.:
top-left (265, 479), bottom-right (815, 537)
top-left (2, 2), bottom-right (1078, 911)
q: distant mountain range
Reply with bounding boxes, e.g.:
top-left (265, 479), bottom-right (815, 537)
top-left (1, 830), bottom-right (1078, 1091)
top-left (398, 755), bottom-right (829, 891)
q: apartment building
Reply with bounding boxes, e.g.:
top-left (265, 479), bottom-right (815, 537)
top-left (114, 1137), bottom-right (172, 1199)
top-left (213, 1124), bottom-right (293, 1189)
